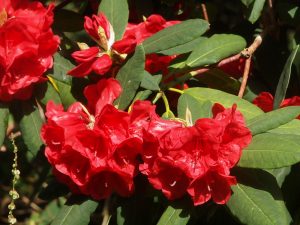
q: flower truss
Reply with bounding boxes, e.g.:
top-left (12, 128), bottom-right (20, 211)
top-left (0, 0), bottom-right (59, 101)
top-left (42, 78), bottom-right (252, 205)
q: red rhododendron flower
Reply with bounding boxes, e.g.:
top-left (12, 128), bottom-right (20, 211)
top-left (0, 0), bottom-right (59, 101)
top-left (140, 103), bottom-right (252, 205)
top-left (253, 92), bottom-right (300, 119)
top-left (69, 13), bottom-right (179, 77)
top-left (42, 78), bottom-right (159, 200)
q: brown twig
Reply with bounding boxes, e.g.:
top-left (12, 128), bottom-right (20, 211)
top-left (238, 57), bottom-right (252, 98)
top-left (238, 35), bottom-right (263, 98)
top-left (268, 0), bottom-right (273, 8)
top-left (201, 3), bottom-right (209, 23)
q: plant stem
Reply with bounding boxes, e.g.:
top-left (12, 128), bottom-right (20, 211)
top-left (238, 56), bottom-right (252, 98)
top-left (168, 88), bottom-right (184, 94)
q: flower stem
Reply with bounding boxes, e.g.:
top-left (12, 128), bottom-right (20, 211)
top-left (168, 88), bottom-right (184, 95)
top-left (161, 92), bottom-right (171, 113)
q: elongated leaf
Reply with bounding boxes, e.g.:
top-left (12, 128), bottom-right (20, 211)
top-left (51, 53), bottom-right (73, 84)
top-left (238, 133), bottom-right (300, 169)
top-left (158, 37), bottom-right (207, 56)
top-left (115, 45), bottom-right (145, 109)
top-left (187, 34), bottom-right (246, 68)
top-left (247, 0), bottom-right (266, 24)
top-left (51, 198), bottom-right (98, 225)
top-left (140, 72), bottom-right (162, 91)
top-left (182, 88), bottom-right (263, 120)
top-left (157, 205), bottom-right (190, 225)
top-left (227, 168), bottom-right (292, 225)
top-left (273, 45), bottom-right (299, 109)
top-left (0, 104), bottom-right (9, 147)
top-left (247, 106), bottom-right (300, 135)
top-left (143, 19), bottom-right (209, 54)
top-left (55, 80), bottom-right (76, 108)
top-left (35, 82), bottom-right (62, 106)
top-left (98, 0), bottom-right (129, 40)
top-left (19, 101), bottom-right (44, 160)
top-left (133, 90), bottom-right (153, 102)
top-left (178, 94), bottom-right (212, 123)
top-left (269, 119), bottom-right (300, 135)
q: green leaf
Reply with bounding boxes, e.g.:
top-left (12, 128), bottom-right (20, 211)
top-left (187, 34), bottom-right (246, 68)
top-left (177, 93), bottom-right (212, 123)
top-left (196, 68), bottom-right (241, 94)
top-left (182, 88), bottom-right (263, 120)
top-left (247, 0), bottom-right (266, 24)
top-left (157, 205), bottom-right (190, 225)
top-left (158, 37), bottom-right (207, 56)
top-left (0, 104), bottom-right (9, 147)
top-left (247, 106), bottom-right (300, 135)
top-left (29, 198), bottom-right (66, 225)
top-left (51, 197), bottom-right (98, 225)
top-left (133, 90), bottom-right (153, 102)
top-left (143, 19), bottom-right (209, 54)
top-left (51, 53), bottom-right (74, 84)
top-left (238, 133), bottom-right (300, 169)
top-left (19, 101), bottom-right (44, 160)
top-left (115, 45), bottom-right (145, 110)
top-left (227, 168), bottom-right (292, 225)
top-left (268, 119), bottom-right (300, 135)
top-left (140, 72), bottom-right (162, 91)
top-left (273, 45), bottom-right (299, 109)
top-left (55, 80), bottom-right (77, 108)
top-left (35, 82), bottom-right (62, 106)
top-left (98, 0), bottom-right (129, 40)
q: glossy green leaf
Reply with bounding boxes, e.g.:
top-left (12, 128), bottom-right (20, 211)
top-left (247, 0), bottom-right (266, 24)
top-left (157, 205), bottom-right (190, 225)
top-left (0, 104), bottom-right (9, 147)
top-left (143, 19), bottom-right (209, 54)
top-left (268, 119), bottom-right (300, 135)
top-left (51, 198), bottom-right (98, 225)
top-left (273, 45), bottom-right (299, 109)
top-left (19, 101), bottom-right (44, 160)
top-left (55, 80), bottom-right (76, 108)
top-left (115, 45), bottom-right (145, 110)
top-left (238, 133), bottom-right (300, 169)
top-left (177, 93), bottom-right (212, 123)
top-left (98, 0), bottom-right (129, 40)
top-left (158, 37), bottom-right (207, 56)
top-left (35, 82), bottom-right (62, 106)
top-left (227, 168), bottom-right (292, 225)
top-left (51, 53), bottom-right (73, 85)
top-left (182, 88), bottom-right (263, 120)
top-left (196, 68), bottom-right (241, 94)
top-left (187, 34), bottom-right (246, 68)
top-left (247, 106), bottom-right (300, 135)
top-left (140, 72), bottom-right (162, 91)
top-left (133, 90), bottom-right (153, 102)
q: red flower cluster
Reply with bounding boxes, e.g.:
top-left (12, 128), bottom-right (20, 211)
top-left (140, 103), bottom-right (252, 205)
top-left (0, 0), bottom-right (59, 101)
top-left (68, 14), bottom-right (178, 77)
top-left (253, 92), bottom-right (300, 119)
top-left (42, 79), bottom-right (252, 205)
